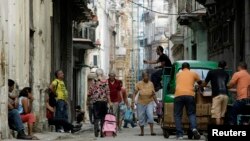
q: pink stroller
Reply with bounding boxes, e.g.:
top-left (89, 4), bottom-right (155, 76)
top-left (102, 113), bottom-right (117, 137)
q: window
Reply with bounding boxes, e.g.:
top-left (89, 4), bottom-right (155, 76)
top-left (93, 55), bottom-right (98, 66)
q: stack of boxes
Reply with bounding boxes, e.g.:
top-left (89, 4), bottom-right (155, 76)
top-left (163, 92), bottom-right (212, 130)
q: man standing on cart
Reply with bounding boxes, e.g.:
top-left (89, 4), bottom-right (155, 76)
top-left (143, 46), bottom-right (172, 92)
top-left (174, 62), bottom-right (202, 140)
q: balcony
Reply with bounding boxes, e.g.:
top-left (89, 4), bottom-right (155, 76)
top-left (73, 38), bottom-right (95, 50)
top-left (72, 23), bottom-right (97, 50)
top-left (81, 27), bottom-right (96, 42)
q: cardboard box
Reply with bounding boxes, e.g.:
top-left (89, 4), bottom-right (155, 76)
top-left (196, 91), bottom-right (212, 104)
top-left (163, 103), bottom-right (189, 124)
top-left (183, 123), bottom-right (189, 129)
top-left (202, 104), bottom-right (212, 116)
top-left (164, 103), bottom-right (174, 116)
top-left (196, 104), bottom-right (203, 116)
top-left (197, 116), bottom-right (210, 124)
top-left (196, 104), bottom-right (212, 116)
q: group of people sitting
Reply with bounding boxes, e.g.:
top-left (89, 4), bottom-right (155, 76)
top-left (8, 79), bottom-right (38, 140)
top-left (8, 70), bottom-right (84, 140)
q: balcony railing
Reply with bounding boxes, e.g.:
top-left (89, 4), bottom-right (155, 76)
top-left (80, 27), bottom-right (96, 42)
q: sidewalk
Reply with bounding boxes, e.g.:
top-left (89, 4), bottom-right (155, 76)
top-left (4, 123), bottom-right (93, 141)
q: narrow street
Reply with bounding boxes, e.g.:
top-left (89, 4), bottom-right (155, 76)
top-left (32, 124), bottom-right (207, 141)
top-left (65, 124), bottom-right (205, 141)
top-left (1, 0), bottom-right (250, 140)
top-left (6, 123), bottom-right (206, 141)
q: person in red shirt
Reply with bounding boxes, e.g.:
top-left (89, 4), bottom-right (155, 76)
top-left (108, 71), bottom-right (123, 131)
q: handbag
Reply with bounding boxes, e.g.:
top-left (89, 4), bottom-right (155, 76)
top-left (119, 102), bottom-right (127, 113)
top-left (124, 109), bottom-right (133, 121)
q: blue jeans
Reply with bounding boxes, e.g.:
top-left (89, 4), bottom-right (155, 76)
top-left (8, 109), bottom-right (24, 132)
top-left (174, 96), bottom-right (197, 137)
top-left (55, 100), bottom-right (68, 120)
top-left (123, 119), bottom-right (136, 128)
top-left (230, 99), bottom-right (250, 125)
top-left (55, 100), bottom-right (68, 131)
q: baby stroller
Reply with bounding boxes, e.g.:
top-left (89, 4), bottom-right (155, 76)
top-left (102, 108), bottom-right (117, 137)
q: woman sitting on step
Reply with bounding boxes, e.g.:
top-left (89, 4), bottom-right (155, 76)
top-left (18, 87), bottom-right (39, 140)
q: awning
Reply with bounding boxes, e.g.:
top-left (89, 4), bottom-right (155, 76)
top-left (177, 12), bottom-right (206, 25)
top-left (73, 38), bottom-right (96, 49)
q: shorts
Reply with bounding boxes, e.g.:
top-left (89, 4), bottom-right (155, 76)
top-left (137, 101), bottom-right (154, 126)
top-left (20, 113), bottom-right (36, 124)
top-left (211, 94), bottom-right (228, 118)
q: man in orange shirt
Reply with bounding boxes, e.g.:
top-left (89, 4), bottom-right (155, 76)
top-left (228, 62), bottom-right (250, 125)
top-left (174, 62), bottom-right (202, 140)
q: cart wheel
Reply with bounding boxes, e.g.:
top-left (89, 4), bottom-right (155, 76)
top-left (163, 129), bottom-right (170, 138)
top-left (187, 129), bottom-right (193, 139)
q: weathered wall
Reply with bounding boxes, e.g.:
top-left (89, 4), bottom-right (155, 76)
top-left (183, 24), bottom-right (208, 61)
top-left (0, 0), bottom-right (53, 138)
top-left (96, 0), bottom-right (111, 75)
top-left (0, 0), bottom-right (9, 138)
top-left (31, 0), bottom-right (53, 130)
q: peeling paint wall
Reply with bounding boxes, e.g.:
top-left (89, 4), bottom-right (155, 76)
top-left (0, 0), bottom-right (9, 138)
top-left (31, 0), bottom-right (53, 131)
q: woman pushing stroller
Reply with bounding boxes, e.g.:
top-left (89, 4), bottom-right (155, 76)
top-left (88, 68), bottom-right (112, 137)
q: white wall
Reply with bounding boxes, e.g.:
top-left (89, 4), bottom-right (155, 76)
top-left (96, 0), bottom-right (111, 75)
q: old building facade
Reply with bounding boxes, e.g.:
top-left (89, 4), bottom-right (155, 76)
top-left (142, 0), bottom-right (170, 68)
top-left (0, 0), bottom-right (53, 138)
top-left (0, 0), bottom-right (96, 139)
top-left (196, 0), bottom-right (250, 71)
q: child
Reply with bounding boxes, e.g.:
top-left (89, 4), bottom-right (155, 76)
top-left (123, 108), bottom-right (136, 128)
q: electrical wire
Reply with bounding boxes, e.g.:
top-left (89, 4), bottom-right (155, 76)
top-left (128, 0), bottom-right (206, 16)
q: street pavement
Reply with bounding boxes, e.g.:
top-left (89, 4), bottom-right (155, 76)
top-left (4, 123), bottom-right (206, 141)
